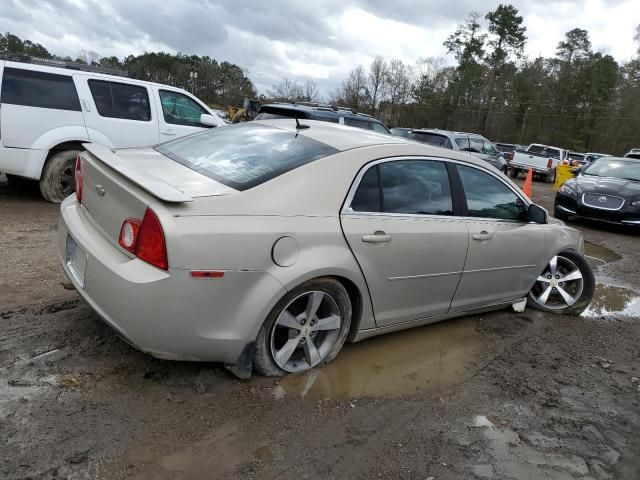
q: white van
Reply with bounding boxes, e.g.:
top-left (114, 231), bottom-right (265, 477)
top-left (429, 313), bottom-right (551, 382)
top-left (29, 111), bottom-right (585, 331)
top-left (0, 56), bottom-right (225, 201)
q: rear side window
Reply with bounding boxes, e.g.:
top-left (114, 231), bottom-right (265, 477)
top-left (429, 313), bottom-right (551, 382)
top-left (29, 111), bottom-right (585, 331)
top-left (408, 132), bottom-right (453, 149)
top-left (1, 67), bottom-right (80, 111)
top-left (350, 160), bottom-right (453, 216)
top-left (371, 122), bottom-right (389, 134)
top-left (455, 137), bottom-right (470, 150)
top-left (88, 80), bottom-right (151, 121)
top-left (468, 137), bottom-right (483, 153)
top-left (155, 124), bottom-right (338, 191)
top-left (344, 117), bottom-right (372, 130)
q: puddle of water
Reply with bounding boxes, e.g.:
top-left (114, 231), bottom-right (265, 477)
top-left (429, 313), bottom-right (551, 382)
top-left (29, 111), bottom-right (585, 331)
top-left (583, 284), bottom-right (640, 318)
top-left (584, 241), bottom-right (622, 266)
top-left (472, 415), bottom-right (589, 479)
top-left (258, 318), bottom-right (482, 400)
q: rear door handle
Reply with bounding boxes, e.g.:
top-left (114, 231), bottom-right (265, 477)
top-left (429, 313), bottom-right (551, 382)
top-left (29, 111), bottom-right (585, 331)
top-left (472, 231), bottom-right (493, 241)
top-left (362, 231), bottom-right (392, 244)
top-left (161, 129), bottom-right (177, 136)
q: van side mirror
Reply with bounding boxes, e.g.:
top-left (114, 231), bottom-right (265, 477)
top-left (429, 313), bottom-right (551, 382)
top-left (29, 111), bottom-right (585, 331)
top-left (200, 114), bottom-right (219, 127)
top-left (527, 204), bottom-right (548, 224)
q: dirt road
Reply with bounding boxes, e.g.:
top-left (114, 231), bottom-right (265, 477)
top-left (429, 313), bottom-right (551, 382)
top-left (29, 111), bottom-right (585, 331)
top-left (1, 176), bottom-right (639, 479)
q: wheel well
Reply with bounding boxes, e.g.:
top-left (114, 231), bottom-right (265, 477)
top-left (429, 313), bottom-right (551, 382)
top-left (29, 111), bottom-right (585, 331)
top-left (328, 275), bottom-right (363, 342)
top-left (47, 141), bottom-right (85, 158)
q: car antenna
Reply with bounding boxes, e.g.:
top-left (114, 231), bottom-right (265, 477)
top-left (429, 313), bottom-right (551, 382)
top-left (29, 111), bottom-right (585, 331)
top-left (295, 117), bottom-right (310, 130)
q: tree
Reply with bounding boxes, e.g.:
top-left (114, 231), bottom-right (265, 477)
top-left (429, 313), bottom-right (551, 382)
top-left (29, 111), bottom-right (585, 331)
top-left (332, 65), bottom-right (368, 109)
top-left (556, 28), bottom-right (591, 63)
top-left (303, 80), bottom-right (320, 102)
top-left (269, 78), bottom-right (304, 102)
top-left (367, 56), bottom-right (388, 114)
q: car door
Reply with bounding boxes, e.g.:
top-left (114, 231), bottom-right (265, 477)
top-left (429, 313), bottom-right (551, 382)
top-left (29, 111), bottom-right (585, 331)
top-left (157, 89), bottom-right (214, 141)
top-left (450, 163), bottom-right (547, 312)
top-left (341, 158), bottom-right (469, 327)
top-left (79, 76), bottom-right (159, 147)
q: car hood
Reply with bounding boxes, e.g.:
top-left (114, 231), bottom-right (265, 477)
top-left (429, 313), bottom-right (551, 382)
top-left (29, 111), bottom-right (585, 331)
top-left (570, 175), bottom-right (640, 197)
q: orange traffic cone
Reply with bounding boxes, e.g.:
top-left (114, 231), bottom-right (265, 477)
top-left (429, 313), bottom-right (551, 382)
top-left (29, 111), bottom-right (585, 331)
top-left (522, 167), bottom-right (533, 198)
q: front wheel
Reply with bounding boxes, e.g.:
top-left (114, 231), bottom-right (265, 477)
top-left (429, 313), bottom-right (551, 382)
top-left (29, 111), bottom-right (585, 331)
top-left (527, 251), bottom-right (595, 315)
top-left (39, 149), bottom-right (81, 203)
top-left (254, 278), bottom-right (352, 376)
top-left (510, 168), bottom-right (520, 178)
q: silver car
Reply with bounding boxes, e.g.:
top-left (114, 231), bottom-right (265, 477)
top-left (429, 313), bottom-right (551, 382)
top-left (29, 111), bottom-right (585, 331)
top-left (57, 120), bottom-right (595, 378)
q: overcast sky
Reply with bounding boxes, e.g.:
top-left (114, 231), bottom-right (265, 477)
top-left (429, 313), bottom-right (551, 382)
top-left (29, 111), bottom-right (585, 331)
top-left (2, 0), bottom-right (639, 96)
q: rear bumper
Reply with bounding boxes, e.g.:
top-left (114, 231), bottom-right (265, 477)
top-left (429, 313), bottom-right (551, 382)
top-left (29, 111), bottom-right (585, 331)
top-left (0, 146), bottom-right (48, 179)
top-left (510, 161), bottom-right (551, 175)
top-left (57, 196), bottom-right (286, 364)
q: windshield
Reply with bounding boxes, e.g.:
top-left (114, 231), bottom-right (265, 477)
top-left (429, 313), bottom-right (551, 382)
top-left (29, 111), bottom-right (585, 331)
top-left (408, 132), bottom-right (453, 149)
top-left (583, 159), bottom-right (640, 182)
top-left (527, 145), bottom-right (561, 159)
top-left (155, 124), bottom-right (338, 190)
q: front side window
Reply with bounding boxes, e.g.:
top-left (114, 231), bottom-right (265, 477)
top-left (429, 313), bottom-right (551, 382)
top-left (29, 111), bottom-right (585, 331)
top-left (350, 160), bottom-right (453, 216)
top-left (457, 165), bottom-right (526, 221)
top-left (88, 80), bottom-right (150, 121)
top-left (483, 141), bottom-right (498, 156)
top-left (160, 90), bottom-right (208, 126)
top-left (455, 137), bottom-right (470, 150)
top-left (371, 122), bottom-right (389, 134)
top-left (1, 67), bottom-right (80, 111)
top-left (468, 137), bottom-right (484, 153)
top-left (156, 123), bottom-right (338, 191)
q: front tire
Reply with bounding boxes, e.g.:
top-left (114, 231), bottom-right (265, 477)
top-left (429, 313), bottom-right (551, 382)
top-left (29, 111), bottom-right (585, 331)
top-left (510, 168), bottom-right (520, 178)
top-left (527, 251), bottom-right (595, 315)
top-left (254, 278), bottom-right (352, 377)
top-left (39, 150), bottom-right (81, 203)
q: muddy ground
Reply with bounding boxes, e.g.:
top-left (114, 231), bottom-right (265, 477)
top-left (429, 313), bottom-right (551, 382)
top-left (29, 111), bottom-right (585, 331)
top-left (1, 176), bottom-right (639, 480)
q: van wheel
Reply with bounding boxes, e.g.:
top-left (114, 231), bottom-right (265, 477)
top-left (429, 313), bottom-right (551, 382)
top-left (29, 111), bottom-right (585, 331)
top-left (39, 150), bottom-right (81, 203)
top-left (254, 278), bottom-right (352, 377)
top-left (510, 168), bottom-right (519, 178)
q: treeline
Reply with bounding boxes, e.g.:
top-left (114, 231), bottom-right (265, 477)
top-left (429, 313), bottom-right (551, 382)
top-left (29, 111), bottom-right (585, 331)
top-left (0, 32), bottom-right (256, 107)
top-left (327, 6), bottom-right (640, 155)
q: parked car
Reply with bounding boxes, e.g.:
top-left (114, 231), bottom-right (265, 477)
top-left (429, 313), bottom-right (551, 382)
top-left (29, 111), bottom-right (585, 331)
top-left (0, 54), bottom-right (225, 202)
top-left (624, 148), bottom-right (640, 159)
top-left (408, 129), bottom-right (508, 174)
top-left (510, 144), bottom-right (569, 183)
top-left (567, 152), bottom-right (587, 165)
top-left (555, 156), bottom-right (640, 226)
top-left (390, 127), bottom-right (412, 138)
top-left (58, 119), bottom-right (594, 378)
top-left (584, 152), bottom-right (611, 163)
top-left (255, 102), bottom-right (390, 133)
top-left (495, 142), bottom-right (516, 161)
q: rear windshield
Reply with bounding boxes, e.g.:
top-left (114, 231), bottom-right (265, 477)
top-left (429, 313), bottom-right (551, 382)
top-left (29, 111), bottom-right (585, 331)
top-left (155, 124), bottom-right (338, 190)
top-left (495, 144), bottom-right (514, 152)
top-left (527, 145), bottom-right (561, 159)
top-left (408, 132), bottom-right (453, 149)
top-left (568, 153), bottom-right (585, 161)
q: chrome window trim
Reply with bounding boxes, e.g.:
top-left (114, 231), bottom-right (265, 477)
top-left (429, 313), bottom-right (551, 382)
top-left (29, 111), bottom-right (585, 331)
top-left (341, 155), bottom-right (531, 223)
top-left (581, 193), bottom-right (625, 211)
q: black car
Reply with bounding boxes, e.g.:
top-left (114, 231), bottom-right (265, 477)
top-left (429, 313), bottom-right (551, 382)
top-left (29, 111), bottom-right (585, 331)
top-left (255, 103), bottom-right (390, 134)
top-left (554, 157), bottom-right (640, 226)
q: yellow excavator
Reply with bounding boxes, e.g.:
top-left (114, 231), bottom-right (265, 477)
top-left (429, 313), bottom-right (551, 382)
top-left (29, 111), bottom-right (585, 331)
top-left (227, 98), bottom-right (260, 123)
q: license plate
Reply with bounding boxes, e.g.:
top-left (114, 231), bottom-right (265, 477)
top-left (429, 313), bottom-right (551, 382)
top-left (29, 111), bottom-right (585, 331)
top-left (66, 234), bottom-right (87, 288)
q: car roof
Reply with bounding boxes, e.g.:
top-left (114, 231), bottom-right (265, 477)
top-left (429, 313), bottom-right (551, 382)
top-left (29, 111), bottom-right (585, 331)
top-left (411, 128), bottom-right (487, 140)
top-left (259, 102), bottom-right (385, 123)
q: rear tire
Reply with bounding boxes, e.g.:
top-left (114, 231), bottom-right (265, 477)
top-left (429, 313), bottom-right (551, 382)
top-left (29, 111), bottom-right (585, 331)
top-left (510, 168), bottom-right (520, 178)
top-left (254, 278), bottom-right (352, 377)
top-left (39, 150), bottom-right (81, 203)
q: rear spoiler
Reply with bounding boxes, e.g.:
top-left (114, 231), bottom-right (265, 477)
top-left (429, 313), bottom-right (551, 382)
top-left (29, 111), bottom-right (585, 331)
top-left (82, 143), bottom-right (193, 203)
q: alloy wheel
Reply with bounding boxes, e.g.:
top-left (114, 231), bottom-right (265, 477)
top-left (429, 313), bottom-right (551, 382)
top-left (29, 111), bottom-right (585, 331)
top-left (269, 290), bottom-right (342, 373)
top-left (529, 255), bottom-right (584, 310)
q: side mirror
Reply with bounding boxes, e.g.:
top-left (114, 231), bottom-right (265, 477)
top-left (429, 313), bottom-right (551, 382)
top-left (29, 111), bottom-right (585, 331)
top-left (527, 204), bottom-right (548, 224)
top-left (200, 114), bottom-right (219, 127)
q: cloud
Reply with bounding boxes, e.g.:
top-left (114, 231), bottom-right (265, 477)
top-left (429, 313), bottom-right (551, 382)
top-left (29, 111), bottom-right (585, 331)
top-left (2, 0), bottom-right (638, 97)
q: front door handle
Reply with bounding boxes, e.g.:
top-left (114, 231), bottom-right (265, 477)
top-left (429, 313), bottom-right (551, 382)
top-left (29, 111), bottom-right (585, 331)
top-left (472, 231), bottom-right (493, 241)
top-left (362, 231), bottom-right (392, 244)
top-left (161, 129), bottom-right (177, 136)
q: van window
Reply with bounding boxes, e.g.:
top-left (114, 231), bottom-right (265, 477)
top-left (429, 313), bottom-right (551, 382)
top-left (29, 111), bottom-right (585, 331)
top-left (88, 80), bottom-right (151, 121)
top-left (159, 90), bottom-right (209, 126)
top-left (371, 122), bottom-right (389, 134)
top-left (0, 67), bottom-right (80, 111)
top-left (344, 117), bottom-right (372, 130)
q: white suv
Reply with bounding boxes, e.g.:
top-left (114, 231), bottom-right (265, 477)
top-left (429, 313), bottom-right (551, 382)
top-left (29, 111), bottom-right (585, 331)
top-left (0, 56), bottom-right (225, 202)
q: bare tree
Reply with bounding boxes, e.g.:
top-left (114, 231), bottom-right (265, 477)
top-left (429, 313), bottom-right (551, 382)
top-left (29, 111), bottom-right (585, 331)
top-left (268, 78), bottom-right (304, 102)
top-left (367, 56), bottom-right (388, 114)
top-left (303, 80), bottom-right (320, 102)
top-left (78, 49), bottom-right (100, 65)
top-left (336, 65), bottom-right (368, 109)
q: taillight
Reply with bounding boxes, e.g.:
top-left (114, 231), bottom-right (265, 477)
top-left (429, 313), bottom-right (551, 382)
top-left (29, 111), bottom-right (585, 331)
top-left (118, 218), bottom-right (141, 253)
top-left (547, 158), bottom-right (553, 168)
top-left (75, 155), bottom-right (84, 204)
top-left (119, 208), bottom-right (168, 270)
